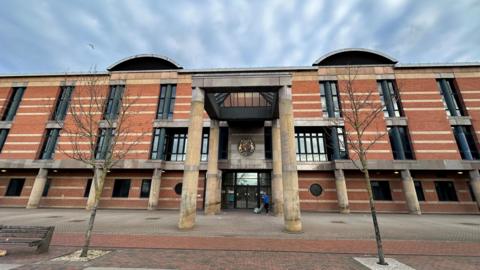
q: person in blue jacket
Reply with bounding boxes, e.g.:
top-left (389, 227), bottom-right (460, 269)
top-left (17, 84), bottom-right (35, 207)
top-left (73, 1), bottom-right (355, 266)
top-left (262, 193), bottom-right (270, 214)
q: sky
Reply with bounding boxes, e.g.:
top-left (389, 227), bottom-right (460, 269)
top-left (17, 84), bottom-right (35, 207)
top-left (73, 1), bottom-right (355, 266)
top-left (0, 0), bottom-right (479, 74)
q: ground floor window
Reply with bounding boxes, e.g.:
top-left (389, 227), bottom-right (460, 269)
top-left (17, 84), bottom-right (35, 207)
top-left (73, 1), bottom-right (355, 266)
top-left (42, 179), bottom-right (52, 197)
top-left (371, 181), bottom-right (392, 201)
top-left (112, 179), bottom-right (131, 198)
top-left (414, 181), bottom-right (425, 201)
top-left (5, 178), bottom-right (25, 196)
top-left (435, 181), bottom-right (458, 201)
top-left (140, 179), bottom-right (151, 198)
top-left (84, 179), bottom-right (93, 197)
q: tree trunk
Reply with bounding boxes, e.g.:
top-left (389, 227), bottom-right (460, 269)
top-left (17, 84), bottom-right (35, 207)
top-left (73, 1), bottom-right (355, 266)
top-left (363, 169), bottom-right (387, 265)
top-left (80, 168), bottom-right (106, 257)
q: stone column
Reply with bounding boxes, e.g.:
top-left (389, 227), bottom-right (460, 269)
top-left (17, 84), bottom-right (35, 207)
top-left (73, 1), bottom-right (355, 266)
top-left (26, 168), bottom-right (48, 209)
top-left (468, 170), bottom-right (480, 208)
top-left (205, 119), bottom-right (221, 215)
top-left (271, 119), bottom-right (284, 216)
top-left (334, 169), bottom-right (350, 213)
top-left (148, 168), bottom-right (163, 210)
top-left (401, 169), bottom-right (421, 215)
top-left (178, 87), bottom-right (205, 229)
top-left (86, 168), bottom-right (103, 210)
top-left (278, 85), bottom-right (302, 232)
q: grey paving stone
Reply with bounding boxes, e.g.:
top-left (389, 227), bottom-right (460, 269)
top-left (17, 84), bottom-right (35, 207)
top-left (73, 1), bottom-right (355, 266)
top-left (354, 257), bottom-right (416, 270)
top-left (0, 265), bottom-right (22, 270)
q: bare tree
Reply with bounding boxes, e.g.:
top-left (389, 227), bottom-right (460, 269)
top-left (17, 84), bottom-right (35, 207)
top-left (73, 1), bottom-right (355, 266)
top-left (338, 66), bottom-right (390, 265)
top-left (56, 71), bottom-right (147, 257)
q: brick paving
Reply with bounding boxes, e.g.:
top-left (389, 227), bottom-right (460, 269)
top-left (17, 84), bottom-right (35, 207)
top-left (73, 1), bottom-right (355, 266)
top-left (1, 208), bottom-right (479, 269)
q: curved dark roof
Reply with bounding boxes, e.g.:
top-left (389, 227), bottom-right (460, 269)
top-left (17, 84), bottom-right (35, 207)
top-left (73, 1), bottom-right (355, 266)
top-left (313, 48), bottom-right (398, 66)
top-left (107, 54), bottom-right (182, 71)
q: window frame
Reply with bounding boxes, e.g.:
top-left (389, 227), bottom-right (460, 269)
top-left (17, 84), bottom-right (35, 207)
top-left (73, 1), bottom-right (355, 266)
top-left (320, 81), bottom-right (342, 118)
top-left (414, 181), bottom-right (425, 201)
top-left (156, 84), bottom-right (176, 120)
top-left (434, 181), bottom-right (458, 201)
top-left (370, 181), bottom-right (393, 201)
top-left (2, 87), bottom-right (26, 121)
top-left (437, 79), bottom-right (465, 117)
top-left (5, 178), bottom-right (25, 196)
top-left (0, 129), bottom-right (9, 153)
top-left (112, 179), bottom-right (131, 198)
top-left (103, 85), bottom-right (125, 120)
top-left (377, 80), bottom-right (403, 117)
top-left (140, 179), bottom-right (151, 198)
top-left (52, 85), bottom-right (74, 121)
top-left (39, 128), bottom-right (61, 160)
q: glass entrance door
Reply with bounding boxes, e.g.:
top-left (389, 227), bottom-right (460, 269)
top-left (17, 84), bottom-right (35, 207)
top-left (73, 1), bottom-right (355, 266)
top-left (221, 171), bottom-right (271, 209)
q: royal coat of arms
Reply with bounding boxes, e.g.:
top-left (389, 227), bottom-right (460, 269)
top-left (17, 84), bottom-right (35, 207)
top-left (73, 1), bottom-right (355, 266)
top-left (238, 138), bottom-right (255, 156)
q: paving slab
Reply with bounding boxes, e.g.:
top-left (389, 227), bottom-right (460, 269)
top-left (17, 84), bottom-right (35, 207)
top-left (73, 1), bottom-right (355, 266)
top-left (354, 257), bottom-right (415, 270)
top-left (0, 265), bottom-right (22, 270)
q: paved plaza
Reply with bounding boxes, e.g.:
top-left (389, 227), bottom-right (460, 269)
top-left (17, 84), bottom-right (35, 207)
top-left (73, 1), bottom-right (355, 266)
top-left (0, 208), bottom-right (479, 269)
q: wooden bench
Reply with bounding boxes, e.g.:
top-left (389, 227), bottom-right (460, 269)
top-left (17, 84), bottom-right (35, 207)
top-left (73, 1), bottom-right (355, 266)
top-left (0, 225), bottom-right (55, 253)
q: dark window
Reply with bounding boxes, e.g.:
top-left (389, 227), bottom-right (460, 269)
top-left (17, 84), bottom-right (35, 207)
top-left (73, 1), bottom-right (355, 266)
top-left (201, 128), bottom-right (209, 162)
top-left (164, 129), bottom-right (188, 161)
top-left (377, 80), bottom-right (402, 117)
top-left (140, 179), bottom-right (151, 198)
top-left (2, 87), bottom-right (25, 121)
top-left (295, 128), bottom-right (327, 162)
top-left (388, 126), bottom-right (414, 160)
top-left (219, 127), bottom-right (229, 159)
top-left (264, 127), bottom-right (272, 159)
top-left (320, 81), bottom-right (342, 117)
top-left (435, 181), bottom-right (458, 201)
top-left (5, 178), bottom-right (25, 196)
top-left (437, 79), bottom-right (465, 116)
top-left (174, 183), bottom-right (182, 195)
top-left (329, 127), bottom-right (348, 160)
top-left (104, 85), bottom-right (124, 120)
top-left (371, 181), bottom-right (392, 200)
top-left (452, 126), bottom-right (479, 160)
top-left (467, 181), bottom-right (476, 201)
top-left (42, 179), bottom-right (52, 197)
top-left (309, 184), bottom-right (323, 197)
top-left (150, 128), bottom-right (166, 160)
top-left (112, 179), bottom-right (131, 198)
top-left (39, 129), bottom-right (60, 160)
top-left (95, 128), bottom-right (115, 160)
top-left (52, 86), bottom-right (74, 121)
top-left (156, 84), bottom-right (176, 120)
top-left (0, 129), bottom-right (9, 153)
top-left (84, 179), bottom-right (93, 197)
top-left (414, 181), bottom-right (425, 201)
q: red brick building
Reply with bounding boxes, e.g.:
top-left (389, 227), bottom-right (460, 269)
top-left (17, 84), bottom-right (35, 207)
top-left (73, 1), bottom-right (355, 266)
top-left (0, 48), bottom-right (479, 220)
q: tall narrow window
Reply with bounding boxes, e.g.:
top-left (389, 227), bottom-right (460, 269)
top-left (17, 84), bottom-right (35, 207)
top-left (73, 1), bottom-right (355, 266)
top-left (200, 129), bottom-right (209, 161)
top-left (156, 84), bottom-right (176, 120)
top-left (42, 179), bottom-right (52, 197)
top-left (295, 128), bottom-right (327, 162)
top-left (437, 79), bottom-right (465, 117)
top-left (140, 179), bottom-right (151, 198)
top-left (371, 181), bottom-right (392, 200)
top-left (388, 126), bottom-right (414, 160)
top-left (320, 81), bottom-right (341, 117)
top-left (150, 128), bottom-right (167, 160)
top-left (104, 85), bottom-right (124, 120)
top-left (39, 129), bottom-right (60, 160)
top-left (219, 127), bottom-right (229, 159)
top-left (329, 127), bottom-right (348, 160)
top-left (0, 129), bottom-right (9, 153)
top-left (84, 179), bottom-right (93, 197)
top-left (5, 178), bottom-right (25, 196)
top-left (95, 128), bottom-right (115, 160)
top-left (264, 127), bottom-right (272, 159)
top-left (414, 181), bottom-right (425, 201)
top-left (452, 125), bottom-right (479, 160)
top-left (164, 129), bottom-right (188, 161)
top-left (112, 179), bottom-right (130, 198)
top-left (377, 80), bottom-right (402, 117)
top-left (435, 181), bottom-right (458, 201)
top-left (52, 86), bottom-right (74, 121)
top-left (2, 87), bottom-right (25, 121)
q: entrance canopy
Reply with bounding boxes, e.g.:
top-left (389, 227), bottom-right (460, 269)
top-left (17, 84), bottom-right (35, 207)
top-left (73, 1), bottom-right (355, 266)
top-left (192, 73), bottom-right (291, 121)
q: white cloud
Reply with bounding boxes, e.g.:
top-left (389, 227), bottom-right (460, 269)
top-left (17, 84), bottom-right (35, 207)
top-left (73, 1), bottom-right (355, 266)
top-left (0, 0), bottom-right (478, 73)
